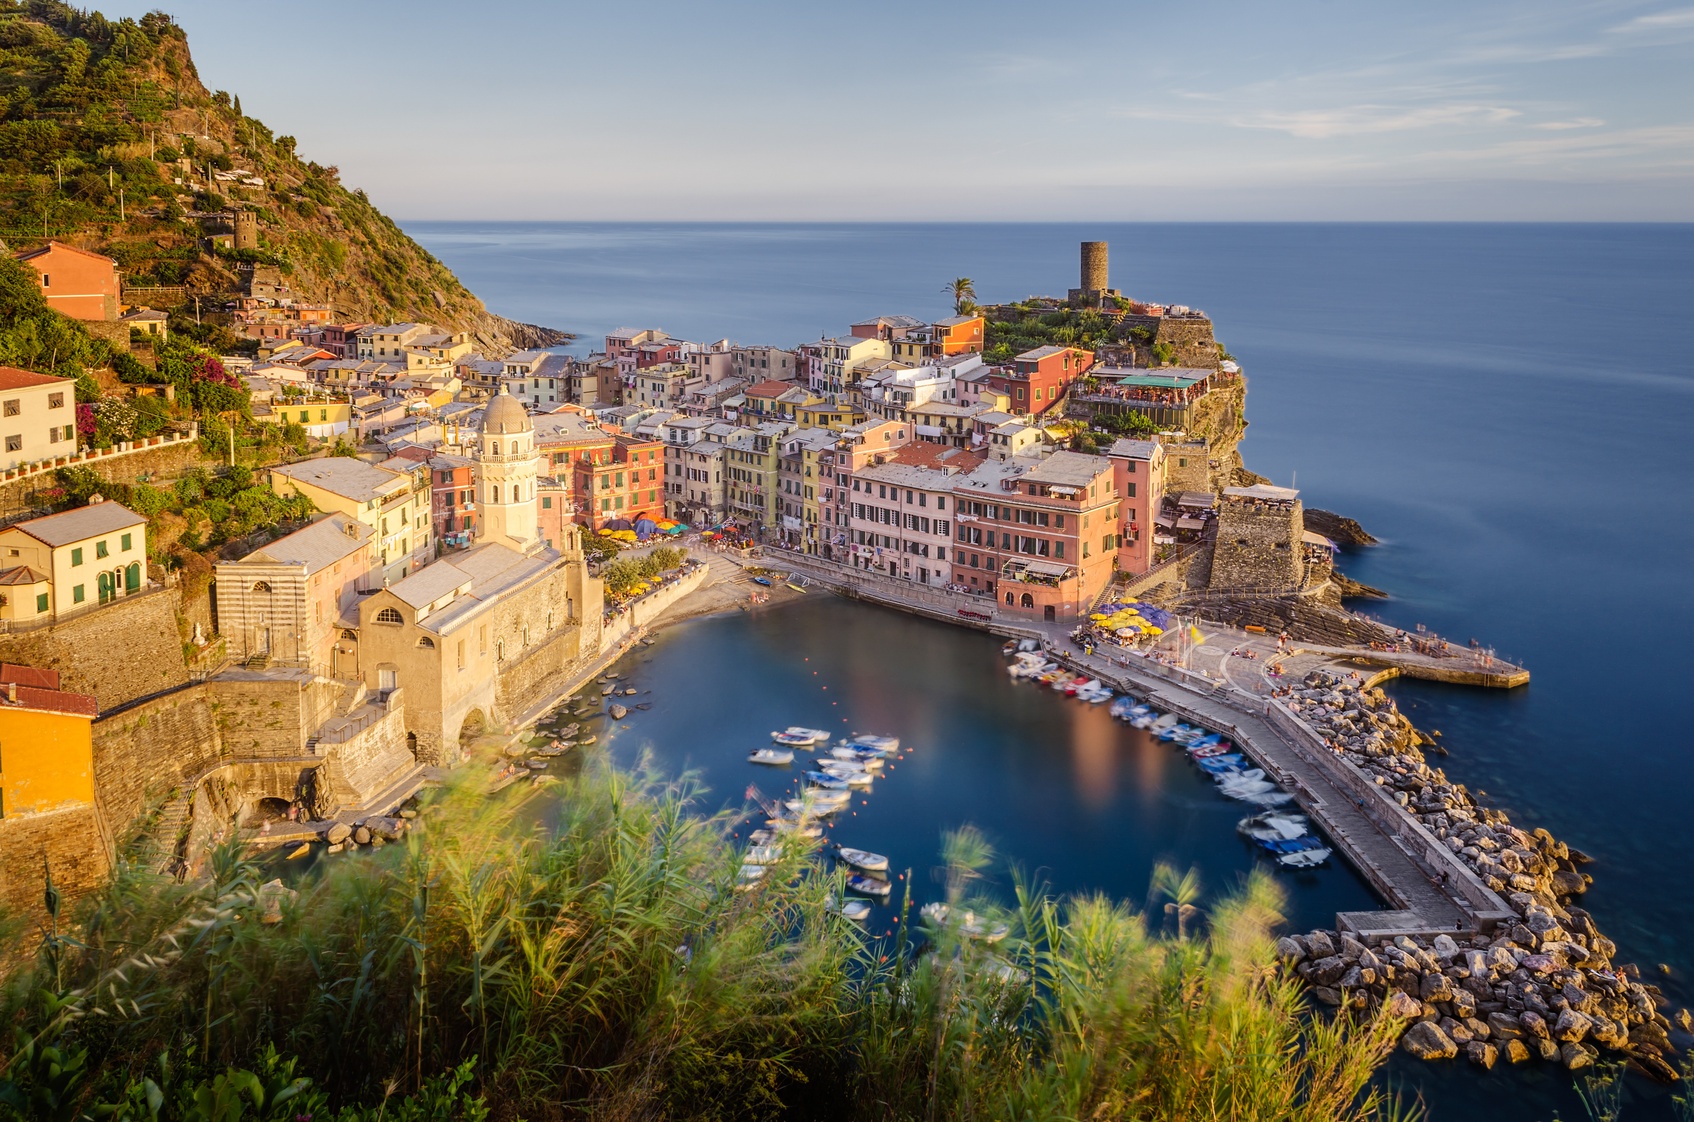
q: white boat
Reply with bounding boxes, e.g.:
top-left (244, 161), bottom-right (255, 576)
top-left (835, 846), bottom-right (888, 872)
top-left (1237, 789), bottom-right (1297, 808)
top-left (1216, 768), bottom-right (1267, 786)
top-left (764, 819), bottom-right (824, 838)
top-left (821, 764), bottom-right (873, 787)
top-left (1277, 847), bottom-right (1332, 869)
top-left (829, 747), bottom-right (885, 767)
top-left (745, 845), bottom-right (783, 865)
top-left (847, 734), bottom-right (901, 753)
top-left (1018, 638), bottom-right (1039, 652)
top-left (920, 902), bottom-right (950, 924)
top-left (747, 829), bottom-right (775, 845)
top-left (1238, 812), bottom-right (1310, 842)
top-left (1217, 779), bottom-right (1279, 799)
top-left (785, 791), bottom-right (851, 815)
top-left (772, 727), bottom-right (829, 746)
top-left (827, 898), bottom-right (873, 922)
top-left (735, 864), bottom-right (766, 890)
top-left (748, 748), bottom-right (794, 765)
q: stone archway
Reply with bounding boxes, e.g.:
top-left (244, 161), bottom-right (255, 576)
top-left (458, 708), bottom-right (488, 746)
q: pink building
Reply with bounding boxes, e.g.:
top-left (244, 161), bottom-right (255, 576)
top-left (1106, 438), bottom-right (1166, 576)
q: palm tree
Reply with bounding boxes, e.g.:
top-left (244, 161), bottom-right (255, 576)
top-left (946, 278), bottom-right (977, 315)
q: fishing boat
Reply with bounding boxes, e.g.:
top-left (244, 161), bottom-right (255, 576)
top-left (785, 792), bottom-right (851, 815)
top-left (1002, 640), bottom-right (1020, 656)
top-left (1149, 713), bottom-right (1180, 733)
top-left (775, 726), bottom-right (831, 744)
top-left (1254, 835), bottom-right (1326, 855)
top-left (846, 873), bottom-right (892, 898)
top-left (1157, 723), bottom-right (1194, 743)
top-left (785, 576), bottom-right (808, 592)
top-left (805, 770), bottom-right (850, 790)
top-left (827, 898), bottom-right (873, 922)
top-left (1187, 732), bottom-right (1226, 751)
top-left (1277, 847), bottom-right (1332, 869)
top-left (1109, 696), bottom-right (1136, 720)
top-left (835, 846), bottom-right (889, 872)
top-left (1238, 812), bottom-right (1310, 842)
top-left (1189, 742), bottom-right (1233, 759)
top-left (846, 734), bottom-right (900, 753)
top-left (1219, 781), bottom-right (1280, 801)
top-left (748, 747), bottom-right (795, 765)
top-left (748, 829), bottom-right (775, 845)
top-left (1129, 708), bottom-right (1161, 729)
top-left (1170, 726), bottom-right (1205, 745)
top-left (1195, 753), bottom-right (1247, 774)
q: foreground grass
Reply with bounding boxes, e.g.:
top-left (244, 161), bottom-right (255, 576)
top-left (1, 756), bottom-right (1408, 1121)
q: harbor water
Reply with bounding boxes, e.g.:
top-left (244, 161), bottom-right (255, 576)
top-left (414, 221), bottom-right (1694, 1119)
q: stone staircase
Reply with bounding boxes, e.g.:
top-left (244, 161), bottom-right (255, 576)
top-left (150, 790), bottom-right (194, 876)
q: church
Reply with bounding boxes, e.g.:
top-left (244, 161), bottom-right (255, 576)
top-left (353, 387), bottom-right (603, 764)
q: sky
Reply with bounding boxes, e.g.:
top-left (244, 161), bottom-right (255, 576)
top-left (102, 0), bottom-right (1694, 221)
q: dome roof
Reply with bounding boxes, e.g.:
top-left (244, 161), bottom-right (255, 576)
top-left (481, 386), bottom-right (532, 435)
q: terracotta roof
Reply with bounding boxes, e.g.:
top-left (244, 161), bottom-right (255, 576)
top-left (0, 565), bottom-right (48, 586)
top-left (1, 664), bottom-right (60, 690)
top-left (13, 240), bottom-right (117, 266)
top-left (3, 683), bottom-right (98, 718)
top-left (0, 366), bottom-right (69, 391)
top-left (9, 501), bottom-right (146, 547)
top-left (889, 443), bottom-right (985, 472)
top-left (745, 380), bottom-right (793, 397)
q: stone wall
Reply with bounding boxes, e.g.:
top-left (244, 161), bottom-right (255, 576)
top-left (0, 805), bottom-right (111, 924)
top-left (205, 668), bottom-right (344, 759)
top-left (0, 588), bottom-right (189, 710)
top-left (92, 683), bottom-right (224, 832)
top-left (1209, 498), bottom-right (1303, 592)
top-left (1161, 440), bottom-right (1213, 496)
top-left (0, 435), bottom-right (206, 518)
top-left (315, 696), bottom-right (414, 815)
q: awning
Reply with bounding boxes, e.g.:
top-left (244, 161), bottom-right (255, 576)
top-left (1023, 559), bottom-right (1073, 579)
top-left (1176, 515), bottom-right (1206, 531)
top-left (1154, 514), bottom-right (1176, 529)
top-left (1176, 491), bottom-right (1215, 509)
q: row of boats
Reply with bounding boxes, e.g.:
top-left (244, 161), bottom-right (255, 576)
top-left (1006, 645), bottom-right (1333, 870)
top-left (738, 727), bottom-right (905, 912)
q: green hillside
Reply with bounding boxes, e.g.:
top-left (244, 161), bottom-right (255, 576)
top-left (0, 1), bottom-right (559, 347)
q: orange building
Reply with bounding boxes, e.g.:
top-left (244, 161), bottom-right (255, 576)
top-left (933, 314), bottom-right (985, 355)
top-left (987, 345), bottom-right (1094, 417)
top-left (13, 242), bottom-right (120, 321)
top-left (0, 664), bottom-right (98, 819)
top-left (533, 411), bottom-right (664, 529)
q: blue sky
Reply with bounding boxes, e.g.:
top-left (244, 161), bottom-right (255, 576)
top-left (106, 0), bottom-right (1694, 220)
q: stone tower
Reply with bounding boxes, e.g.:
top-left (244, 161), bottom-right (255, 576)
top-left (477, 386), bottom-right (538, 550)
top-left (233, 209), bottom-right (259, 252)
top-left (1081, 241), bottom-right (1109, 292)
top-left (1068, 240), bottom-right (1121, 308)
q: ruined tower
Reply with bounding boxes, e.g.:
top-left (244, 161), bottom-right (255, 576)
top-left (233, 209), bottom-right (259, 252)
top-left (1068, 240), bottom-right (1120, 308)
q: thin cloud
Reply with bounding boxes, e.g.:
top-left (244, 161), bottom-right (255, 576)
top-left (1532, 117), bottom-right (1607, 130)
top-left (1234, 103), bottom-right (1522, 138)
top-left (1607, 7), bottom-right (1694, 33)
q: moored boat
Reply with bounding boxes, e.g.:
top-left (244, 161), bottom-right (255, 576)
top-left (835, 845), bottom-right (889, 872)
top-left (846, 873), bottom-right (892, 897)
top-left (846, 734), bottom-right (900, 753)
top-left (827, 897), bottom-right (873, 921)
top-left (805, 770), bottom-right (850, 790)
top-left (1277, 847), bottom-right (1332, 868)
top-left (748, 747), bottom-right (795, 765)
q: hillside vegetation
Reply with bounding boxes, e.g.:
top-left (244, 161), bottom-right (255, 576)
top-left (0, 1), bottom-right (558, 348)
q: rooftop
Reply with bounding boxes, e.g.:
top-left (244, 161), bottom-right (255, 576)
top-left (1109, 371), bottom-right (1208, 390)
top-left (1017, 345), bottom-right (1074, 361)
top-left (271, 458), bottom-right (410, 503)
top-left (1224, 484), bottom-right (1300, 503)
top-left (236, 514), bottom-right (372, 571)
top-left (1022, 450), bottom-right (1111, 489)
top-left (0, 366), bottom-right (69, 391)
top-left (8, 500), bottom-right (146, 547)
top-left (1107, 438), bottom-right (1160, 460)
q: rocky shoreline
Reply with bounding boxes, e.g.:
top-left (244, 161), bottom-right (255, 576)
top-left (1277, 669), bottom-right (1687, 1080)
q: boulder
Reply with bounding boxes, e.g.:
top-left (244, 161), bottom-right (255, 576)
top-left (1448, 988), bottom-right (1477, 1019)
top-left (1401, 1021), bottom-right (1459, 1061)
top-left (1519, 1010), bottom-right (1550, 1039)
top-left (1505, 1039), bottom-right (1531, 1064)
top-left (368, 816), bottom-right (405, 841)
top-left (1466, 1040), bottom-right (1499, 1069)
top-left (1537, 1038), bottom-right (1563, 1062)
top-left (326, 823), bottom-right (352, 845)
top-left (353, 826), bottom-right (372, 846)
top-left (1551, 869), bottom-right (1589, 896)
top-left (1442, 1017), bottom-right (1473, 1045)
top-left (1309, 986), bottom-right (1343, 1007)
top-left (1630, 1049), bottom-right (1681, 1084)
top-left (1306, 931), bottom-right (1337, 959)
top-left (1421, 973), bottom-right (1455, 1003)
top-left (1462, 1016), bottom-right (1492, 1040)
top-left (1432, 934), bottom-right (1461, 960)
top-left (1553, 1009), bottom-right (1592, 1043)
top-left (1275, 937), bottom-right (1305, 964)
top-left (1561, 1042), bottom-right (1596, 1071)
top-left (1386, 991), bottom-right (1424, 1020)
top-left (1486, 1012), bottom-right (1524, 1040)
top-left (1310, 955), bottom-right (1350, 987)
top-left (1340, 935), bottom-right (1368, 961)
top-left (1464, 950), bottom-right (1491, 978)
top-left (1673, 1008), bottom-right (1692, 1032)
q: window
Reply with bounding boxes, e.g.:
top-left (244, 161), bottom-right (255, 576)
top-left (70, 547), bottom-right (83, 566)
top-left (252, 580), bottom-right (272, 594)
top-left (375, 607), bottom-right (404, 624)
top-left (41, 274), bottom-right (49, 288)
top-left (36, 592), bottom-right (48, 613)
top-left (6, 399), bottom-right (21, 418)
top-left (96, 540), bottom-right (109, 559)
top-left (73, 584), bottom-right (85, 603)
top-left (1127, 482), bottom-right (1136, 498)
top-left (417, 636), bottom-right (435, 648)
top-left (48, 393), bottom-right (64, 409)
top-left (50, 428), bottom-right (61, 444)
top-left (457, 640), bottom-right (466, 668)
top-left (542, 496), bottom-right (552, 509)
top-left (3, 435), bottom-right (18, 453)
top-left (120, 532), bottom-right (132, 551)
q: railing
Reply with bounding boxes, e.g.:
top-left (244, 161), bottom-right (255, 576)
top-left (771, 552), bottom-right (1003, 617)
top-left (0, 580), bottom-right (171, 635)
top-left (1, 426), bottom-right (200, 483)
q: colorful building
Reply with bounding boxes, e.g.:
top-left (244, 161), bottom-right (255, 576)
top-left (0, 366), bottom-right (78, 471)
top-left (986, 345), bottom-right (1095, 417)
top-left (12, 242), bottom-right (119, 321)
top-left (269, 457), bottom-right (432, 582)
top-left (0, 664), bottom-right (97, 819)
top-left (1106, 438), bottom-right (1167, 576)
top-left (0, 500), bottom-right (148, 623)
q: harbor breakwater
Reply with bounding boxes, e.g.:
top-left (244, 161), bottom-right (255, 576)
top-left (758, 555), bottom-right (1686, 1079)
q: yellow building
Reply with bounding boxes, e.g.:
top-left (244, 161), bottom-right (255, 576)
top-left (0, 664), bottom-right (97, 818)
top-left (0, 499), bottom-right (148, 623)
top-left (269, 457), bottom-right (433, 582)
top-left (259, 396), bottom-right (353, 440)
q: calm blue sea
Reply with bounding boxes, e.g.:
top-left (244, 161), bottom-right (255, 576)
top-left (409, 221), bottom-right (1694, 1119)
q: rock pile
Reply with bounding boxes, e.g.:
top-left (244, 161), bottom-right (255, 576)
top-left (1278, 670), bottom-right (1686, 1080)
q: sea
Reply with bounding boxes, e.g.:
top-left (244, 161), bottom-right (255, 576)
top-left (409, 221), bottom-right (1694, 1120)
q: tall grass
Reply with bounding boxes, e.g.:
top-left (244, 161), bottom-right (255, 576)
top-left (1, 755), bottom-right (1409, 1121)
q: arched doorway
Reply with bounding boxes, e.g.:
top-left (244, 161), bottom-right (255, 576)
top-left (124, 562), bottom-right (141, 594)
top-left (1020, 592), bottom-right (1034, 609)
top-left (458, 709), bottom-right (488, 746)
